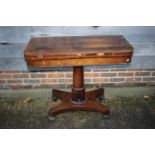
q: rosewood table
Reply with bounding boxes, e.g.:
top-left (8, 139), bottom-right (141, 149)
top-left (24, 35), bottom-right (133, 120)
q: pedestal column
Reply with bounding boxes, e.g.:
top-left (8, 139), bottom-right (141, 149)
top-left (70, 66), bottom-right (86, 104)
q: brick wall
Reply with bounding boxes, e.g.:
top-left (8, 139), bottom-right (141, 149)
top-left (0, 69), bottom-right (155, 89)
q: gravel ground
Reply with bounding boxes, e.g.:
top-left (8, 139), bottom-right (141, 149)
top-left (0, 87), bottom-right (155, 129)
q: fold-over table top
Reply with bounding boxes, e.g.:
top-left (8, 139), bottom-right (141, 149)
top-left (24, 35), bottom-right (133, 67)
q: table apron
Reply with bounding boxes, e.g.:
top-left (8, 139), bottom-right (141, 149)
top-left (26, 56), bottom-right (131, 67)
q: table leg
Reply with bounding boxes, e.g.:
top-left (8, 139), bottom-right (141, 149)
top-left (49, 66), bottom-right (109, 118)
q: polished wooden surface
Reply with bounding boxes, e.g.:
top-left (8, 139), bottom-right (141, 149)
top-left (24, 35), bottom-right (133, 67)
top-left (49, 66), bottom-right (109, 118)
top-left (24, 35), bottom-right (133, 119)
top-left (50, 87), bottom-right (109, 117)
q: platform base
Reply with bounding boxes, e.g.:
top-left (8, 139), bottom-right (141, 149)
top-left (49, 88), bottom-right (109, 118)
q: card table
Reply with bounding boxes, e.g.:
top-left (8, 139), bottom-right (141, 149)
top-left (24, 35), bottom-right (133, 120)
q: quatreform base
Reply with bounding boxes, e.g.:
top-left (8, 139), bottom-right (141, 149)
top-left (49, 66), bottom-right (109, 118)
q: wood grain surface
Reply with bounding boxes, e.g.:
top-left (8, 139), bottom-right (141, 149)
top-left (24, 35), bottom-right (133, 67)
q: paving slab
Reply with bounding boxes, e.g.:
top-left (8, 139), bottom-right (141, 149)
top-left (0, 87), bottom-right (155, 129)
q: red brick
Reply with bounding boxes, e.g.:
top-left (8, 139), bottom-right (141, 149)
top-left (6, 84), bottom-right (23, 89)
top-left (135, 72), bottom-right (151, 76)
top-left (110, 78), bottom-right (125, 82)
top-left (24, 79), bottom-right (40, 83)
top-left (152, 72), bottom-right (155, 76)
top-left (93, 69), bottom-right (110, 72)
top-left (0, 74), bottom-right (12, 79)
top-left (65, 72), bottom-right (73, 78)
top-left (126, 77), bottom-right (141, 82)
top-left (7, 79), bottom-right (23, 83)
top-left (84, 79), bottom-right (91, 83)
top-left (143, 77), bottom-right (155, 82)
top-left (110, 69), bottom-right (128, 72)
top-left (30, 73), bottom-right (46, 78)
top-left (84, 72), bottom-right (99, 77)
top-left (1, 71), bottom-right (21, 73)
top-left (41, 79), bottom-right (57, 84)
top-left (143, 69), bottom-right (155, 71)
top-left (118, 72), bottom-right (134, 76)
top-left (92, 78), bottom-right (108, 83)
top-left (13, 73), bottom-right (29, 78)
top-left (0, 80), bottom-right (6, 84)
top-left (58, 79), bottom-right (72, 84)
top-left (48, 73), bottom-right (64, 78)
top-left (101, 73), bottom-right (117, 77)
top-left (127, 69), bottom-right (144, 71)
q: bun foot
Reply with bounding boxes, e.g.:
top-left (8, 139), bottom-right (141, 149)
top-left (52, 96), bottom-right (58, 102)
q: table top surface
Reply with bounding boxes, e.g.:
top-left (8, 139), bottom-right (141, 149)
top-left (25, 35), bottom-right (133, 58)
top-left (24, 35), bottom-right (133, 67)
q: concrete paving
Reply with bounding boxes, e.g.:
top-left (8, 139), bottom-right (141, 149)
top-left (0, 86), bottom-right (155, 129)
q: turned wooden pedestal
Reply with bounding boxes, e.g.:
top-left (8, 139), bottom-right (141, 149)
top-left (49, 66), bottom-right (109, 118)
